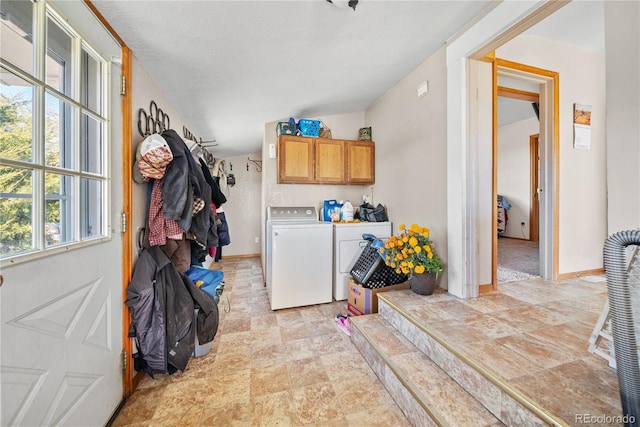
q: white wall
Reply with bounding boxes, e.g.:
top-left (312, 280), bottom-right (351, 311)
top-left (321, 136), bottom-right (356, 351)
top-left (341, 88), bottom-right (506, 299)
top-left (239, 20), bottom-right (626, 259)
top-left (218, 152), bottom-right (261, 257)
top-left (130, 56), bottom-right (195, 264)
top-left (496, 35), bottom-right (607, 275)
top-left (365, 46), bottom-right (449, 289)
top-left (605, 1), bottom-right (640, 234)
top-left (497, 117), bottom-right (539, 239)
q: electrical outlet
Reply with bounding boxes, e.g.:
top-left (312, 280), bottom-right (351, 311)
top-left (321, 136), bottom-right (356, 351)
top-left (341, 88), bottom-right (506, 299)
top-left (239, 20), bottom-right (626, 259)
top-left (254, 236), bottom-right (259, 243)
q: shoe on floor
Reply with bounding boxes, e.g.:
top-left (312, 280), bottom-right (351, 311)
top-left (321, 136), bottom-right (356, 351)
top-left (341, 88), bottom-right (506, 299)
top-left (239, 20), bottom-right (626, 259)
top-left (336, 316), bottom-right (351, 336)
top-left (335, 313), bottom-right (349, 321)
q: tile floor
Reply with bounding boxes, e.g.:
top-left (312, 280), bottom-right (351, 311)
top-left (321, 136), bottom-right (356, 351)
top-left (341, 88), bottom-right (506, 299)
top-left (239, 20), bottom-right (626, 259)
top-left (111, 257), bottom-right (411, 426)
top-left (112, 257), bottom-right (627, 427)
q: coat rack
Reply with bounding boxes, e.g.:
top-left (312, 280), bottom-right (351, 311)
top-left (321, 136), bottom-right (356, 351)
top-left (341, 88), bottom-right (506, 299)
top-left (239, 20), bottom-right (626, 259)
top-left (138, 100), bottom-right (170, 137)
top-left (183, 125), bottom-right (218, 150)
top-left (247, 157), bottom-right (262, 172)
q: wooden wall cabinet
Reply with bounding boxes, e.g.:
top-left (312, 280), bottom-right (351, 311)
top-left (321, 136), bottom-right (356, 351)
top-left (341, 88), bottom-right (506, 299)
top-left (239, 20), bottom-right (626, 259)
top-left (278, 136), bottom-right (314, 183)
top-left (315, 138), bottom-right (345, 183)
top-left (346, 140), bottom-right (375, 184)
top-left (277, 135), bottom-right (374, 185)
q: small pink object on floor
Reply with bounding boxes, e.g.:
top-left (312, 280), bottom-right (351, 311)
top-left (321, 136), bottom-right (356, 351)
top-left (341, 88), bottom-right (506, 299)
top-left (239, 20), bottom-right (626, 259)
top-left (336, 316), bottom-right (351, 336)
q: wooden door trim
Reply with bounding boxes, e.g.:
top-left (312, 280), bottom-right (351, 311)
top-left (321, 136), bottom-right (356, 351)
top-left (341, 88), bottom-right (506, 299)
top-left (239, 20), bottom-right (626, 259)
top-left (497, 86), bottom-right (539, 102)
top-left (529, 134), bottom-right (539, 242)
top-left (84, 0), bottom-right (135, 397)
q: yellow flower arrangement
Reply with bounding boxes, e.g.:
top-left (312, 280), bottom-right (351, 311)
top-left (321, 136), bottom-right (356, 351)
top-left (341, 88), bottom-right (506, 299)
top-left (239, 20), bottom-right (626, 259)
top-left (381, 224), bottom-right (443, 278)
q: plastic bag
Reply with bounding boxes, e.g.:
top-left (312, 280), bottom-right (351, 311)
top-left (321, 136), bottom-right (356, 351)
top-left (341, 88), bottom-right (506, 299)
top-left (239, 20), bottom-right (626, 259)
top-left (355, 203), bottom-right (388, 222)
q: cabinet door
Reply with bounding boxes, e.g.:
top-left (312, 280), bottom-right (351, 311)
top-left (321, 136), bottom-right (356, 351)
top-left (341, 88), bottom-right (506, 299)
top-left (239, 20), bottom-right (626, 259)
top-left (346, 140), bottom-right (375, 184)
top-left (278, 135), bottom-right (315, 183)
top-left (315, 138), bottom-right (345, 184)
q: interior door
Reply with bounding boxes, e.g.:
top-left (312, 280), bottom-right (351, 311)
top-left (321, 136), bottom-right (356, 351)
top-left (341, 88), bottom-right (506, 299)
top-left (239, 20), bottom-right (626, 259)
top-left (0, 61), bottom-right (124, 426)
top-left (530, 134), bottom-right (540, 242)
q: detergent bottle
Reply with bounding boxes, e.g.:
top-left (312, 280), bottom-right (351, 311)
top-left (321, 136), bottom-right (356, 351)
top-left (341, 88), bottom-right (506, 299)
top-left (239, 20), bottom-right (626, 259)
top-left (342, 200), bottom-right (354, 222)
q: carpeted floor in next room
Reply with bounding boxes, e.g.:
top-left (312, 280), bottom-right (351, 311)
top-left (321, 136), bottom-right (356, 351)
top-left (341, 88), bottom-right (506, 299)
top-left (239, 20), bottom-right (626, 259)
top-left (498, 237), bottom-right (540, 283)
top-left (111, 257), bottom-right (412, 426)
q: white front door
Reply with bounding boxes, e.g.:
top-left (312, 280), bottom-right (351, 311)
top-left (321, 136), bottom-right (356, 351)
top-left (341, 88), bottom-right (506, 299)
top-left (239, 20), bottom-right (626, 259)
top-left (1, 239), bottom-right (123, 426)
top-left (0, 2), bottom-right (124, 425)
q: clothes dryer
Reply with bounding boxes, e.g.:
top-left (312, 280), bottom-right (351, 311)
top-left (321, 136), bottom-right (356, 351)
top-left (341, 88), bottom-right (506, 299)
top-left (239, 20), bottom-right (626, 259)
top-left (332, 221), bottom-right (392, 300)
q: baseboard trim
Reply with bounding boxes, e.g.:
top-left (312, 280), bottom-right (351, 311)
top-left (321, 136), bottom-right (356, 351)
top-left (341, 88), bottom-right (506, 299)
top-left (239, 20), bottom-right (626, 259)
top-left (556, 268), bottom-right (605, 281)
top-left (499, 236), bottom-right (532, 242)
top-left (479, 283), bottom-right (495, 293)
top-left (220, 253), bottom-right (260, 259)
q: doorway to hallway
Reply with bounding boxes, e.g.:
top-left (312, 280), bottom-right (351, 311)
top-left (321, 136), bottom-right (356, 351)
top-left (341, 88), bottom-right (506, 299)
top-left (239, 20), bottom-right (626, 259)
top-left (491, 58), bottom-right (559, 288)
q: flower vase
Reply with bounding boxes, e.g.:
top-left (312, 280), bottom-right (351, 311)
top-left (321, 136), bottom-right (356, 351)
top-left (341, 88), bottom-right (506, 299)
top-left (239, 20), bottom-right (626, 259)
top-left (409, 272), bottom-right (438, 295)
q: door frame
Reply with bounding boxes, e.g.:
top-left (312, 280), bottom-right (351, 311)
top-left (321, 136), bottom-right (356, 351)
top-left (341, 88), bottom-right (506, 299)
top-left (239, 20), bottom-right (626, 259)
top-left (529, 133), bottom-right (539, 242)
top-left (494, 86), bottom-right (540, 244)
top-left (84, 0), bottom-right (134, 398)
top-left (488, 58), bottom-right (559, 291)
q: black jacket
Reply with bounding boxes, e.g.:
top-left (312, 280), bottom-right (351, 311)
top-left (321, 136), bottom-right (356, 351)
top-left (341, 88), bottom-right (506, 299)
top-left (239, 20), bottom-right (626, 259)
top-left (126, 246), bottom-right (219, 376)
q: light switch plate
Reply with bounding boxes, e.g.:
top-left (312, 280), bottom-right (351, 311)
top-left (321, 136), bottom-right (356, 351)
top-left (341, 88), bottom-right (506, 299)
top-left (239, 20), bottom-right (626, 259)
top-left (417, 81), bottom-right (428, 98)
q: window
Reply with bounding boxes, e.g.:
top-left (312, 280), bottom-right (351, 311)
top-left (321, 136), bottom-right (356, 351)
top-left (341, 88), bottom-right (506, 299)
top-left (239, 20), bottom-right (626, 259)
top-left (0, 1), bottom-right (109, 262)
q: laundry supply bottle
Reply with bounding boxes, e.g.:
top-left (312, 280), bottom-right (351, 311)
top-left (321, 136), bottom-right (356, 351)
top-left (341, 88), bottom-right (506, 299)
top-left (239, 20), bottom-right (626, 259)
top-left (343, 200), bottom-right (354, 222)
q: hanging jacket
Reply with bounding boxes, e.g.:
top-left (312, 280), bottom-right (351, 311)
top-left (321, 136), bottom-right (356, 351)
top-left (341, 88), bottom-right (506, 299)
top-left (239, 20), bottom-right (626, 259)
top-left (160, 130), bottom-right (193, 232)
top-left (216, 210), bottom-right (231, 246)
top-left (183, 271), bottom-right (219, 345)
top-left (209, 157), bottom-right (229, 198)
top-left (126, 246), bottom-right (219, 376)
top-left (162, 129), bottom-right (218, 260)
top-left (126, 246), bottom-right (194, 375)
top-left (199, 158), bottom-right (226, 208)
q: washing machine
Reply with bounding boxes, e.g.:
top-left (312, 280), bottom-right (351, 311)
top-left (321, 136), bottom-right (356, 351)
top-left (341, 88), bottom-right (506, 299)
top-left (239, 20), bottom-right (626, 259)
top-left (332, 221), bottom-right (392, 300)
top-left (266, 206), bottom-right (333, 310)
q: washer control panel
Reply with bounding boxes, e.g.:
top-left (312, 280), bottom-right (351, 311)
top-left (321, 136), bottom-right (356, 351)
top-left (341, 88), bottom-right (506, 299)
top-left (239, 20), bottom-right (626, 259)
top-left (268, 206), bottom-right (318, 221)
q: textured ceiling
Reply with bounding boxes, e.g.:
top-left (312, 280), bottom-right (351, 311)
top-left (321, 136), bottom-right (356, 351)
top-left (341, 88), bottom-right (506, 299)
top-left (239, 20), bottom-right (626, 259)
top-left (91, 0), bottom-right (603, 158)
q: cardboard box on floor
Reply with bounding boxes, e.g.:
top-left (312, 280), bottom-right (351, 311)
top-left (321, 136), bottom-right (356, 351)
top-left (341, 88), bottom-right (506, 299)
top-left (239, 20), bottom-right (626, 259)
top-left (347, 278), bottom-right (409, 316)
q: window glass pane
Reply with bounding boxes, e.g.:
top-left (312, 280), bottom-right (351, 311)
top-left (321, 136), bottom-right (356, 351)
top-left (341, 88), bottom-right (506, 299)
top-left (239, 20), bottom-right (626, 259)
top-left (0, 73), bottom-right (33, 162)
top-left (81, 113), bottom-right (103, 174)
top-left (0, 166), bottom-right (34, 257)
top-left (45, 172), bottom-right (74, 247)
top-left (46, 16), bottom-right (72, 97)
top-left (81, 178), bottom-right (103, 239)
top-left (81, 47), bottom-right (102, 115)
top-left (45, 92), bottom-right (74, 169)
top-left (0, 0), bottom-right (34, 74)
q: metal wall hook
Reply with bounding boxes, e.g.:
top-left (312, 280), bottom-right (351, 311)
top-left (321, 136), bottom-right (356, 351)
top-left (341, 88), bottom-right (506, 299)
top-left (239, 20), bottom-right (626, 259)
top-left (137, 100), bottom-right (170, 137)
top-left (247, 157), bottom-right (262, 172)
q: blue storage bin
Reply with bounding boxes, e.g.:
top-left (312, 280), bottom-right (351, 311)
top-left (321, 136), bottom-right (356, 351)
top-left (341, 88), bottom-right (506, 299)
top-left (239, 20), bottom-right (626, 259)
top-left (186, 266), bottom-right (225, 301)
top-left (298, 119), bottom-right (320, 137)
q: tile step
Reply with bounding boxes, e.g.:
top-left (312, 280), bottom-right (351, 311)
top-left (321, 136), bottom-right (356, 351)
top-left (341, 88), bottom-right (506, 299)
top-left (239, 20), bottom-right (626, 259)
top-left (376, 293), bottom-right (567, 427)
top-left (350, 313), bottom-right (505, 427)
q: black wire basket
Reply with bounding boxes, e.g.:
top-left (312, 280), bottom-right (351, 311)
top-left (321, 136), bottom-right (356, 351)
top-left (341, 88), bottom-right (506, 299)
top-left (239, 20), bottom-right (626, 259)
top-left (349, 240), bottom-right (408, 289)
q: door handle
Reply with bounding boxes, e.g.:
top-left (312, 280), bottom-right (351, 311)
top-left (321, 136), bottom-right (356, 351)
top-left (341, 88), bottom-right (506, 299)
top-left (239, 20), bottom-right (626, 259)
top-left (537, 188), bottom-right (543, 194)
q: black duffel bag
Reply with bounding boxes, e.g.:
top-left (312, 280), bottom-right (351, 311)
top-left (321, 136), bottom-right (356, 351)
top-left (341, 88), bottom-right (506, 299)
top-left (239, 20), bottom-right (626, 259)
top-left (355, 203), bottom-right (388, 222)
